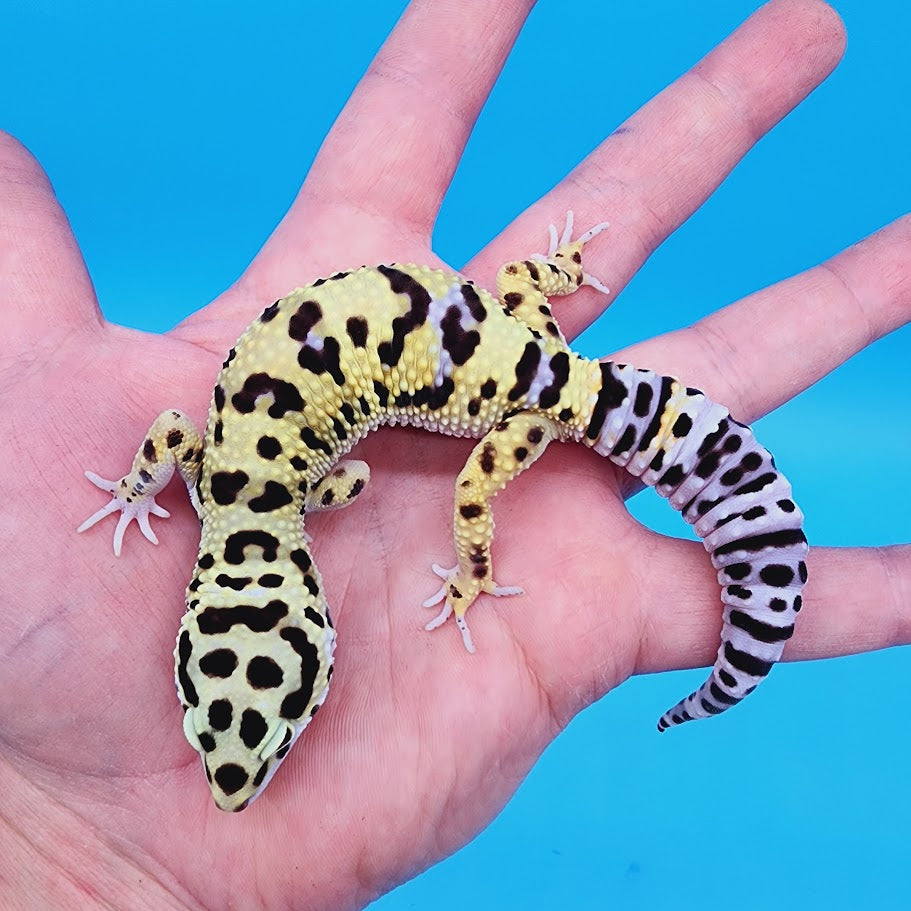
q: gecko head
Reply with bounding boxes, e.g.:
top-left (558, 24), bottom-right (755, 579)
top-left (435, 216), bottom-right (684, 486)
top-left (181, 706), bottom-right (307, 811)
top-left (174, 612), bottom-right (335, 812)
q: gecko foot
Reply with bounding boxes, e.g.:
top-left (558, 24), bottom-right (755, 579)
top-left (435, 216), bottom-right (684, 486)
top-left (531, 210), bottom-right (611, 294)
top-left (422, 563), bottom-right (523, 652)
top-left (77, 471), bottom-right (170, 557)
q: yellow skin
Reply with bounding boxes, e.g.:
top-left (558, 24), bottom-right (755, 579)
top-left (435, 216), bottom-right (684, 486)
top-left (4, 2), bottom-right (911, 909)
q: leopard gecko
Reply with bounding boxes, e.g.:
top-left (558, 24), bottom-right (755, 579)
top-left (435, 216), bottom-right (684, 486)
top-left (78, 213), bottom-right (808, 812)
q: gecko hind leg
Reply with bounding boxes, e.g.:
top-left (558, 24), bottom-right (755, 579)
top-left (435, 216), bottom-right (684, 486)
top-left (422, 411), bottom-right (556, 651)
top-left (496, 211), bottom-right (611, 345)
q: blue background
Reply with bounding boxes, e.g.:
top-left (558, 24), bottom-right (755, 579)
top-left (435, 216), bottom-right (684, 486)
top-left (4, 1), bottom-right (909, 907)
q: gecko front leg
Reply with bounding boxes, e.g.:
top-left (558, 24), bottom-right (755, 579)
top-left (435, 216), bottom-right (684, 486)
top-left (77, 410), bottom-right (203, 555)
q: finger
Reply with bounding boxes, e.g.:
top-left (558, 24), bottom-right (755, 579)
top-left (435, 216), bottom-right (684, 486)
top-left (466, 0), bottom-right (846, 338)
top-left (615, 215), bottom-right (911, 421)
top-left (633, 539), bottom-right (911, 676)
top-left (0, 131), bottom-right (100, 355)
top-left (245, 0), bottom-right (535, 289)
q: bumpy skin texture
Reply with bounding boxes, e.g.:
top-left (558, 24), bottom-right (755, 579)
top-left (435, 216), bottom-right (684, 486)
top-left (80, 223), bottom-right (807, 811)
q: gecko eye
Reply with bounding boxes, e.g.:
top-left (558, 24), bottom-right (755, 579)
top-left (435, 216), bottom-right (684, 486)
top-left (258, 722), bottom-right (294, 760)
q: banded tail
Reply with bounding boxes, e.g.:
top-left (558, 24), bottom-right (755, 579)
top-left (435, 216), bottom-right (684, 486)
top-left (583, 361), bottom-right (808, 730)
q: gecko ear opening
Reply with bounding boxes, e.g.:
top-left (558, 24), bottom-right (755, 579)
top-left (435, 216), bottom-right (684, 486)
top-left (258, 722), bottom-right (293, 761)
top-left (182, 707), bottom-right (203, 751)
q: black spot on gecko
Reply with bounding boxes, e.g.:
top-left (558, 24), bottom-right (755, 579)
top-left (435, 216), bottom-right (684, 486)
top-left (278, 627), bottom-right (320, 719)
top-left (524, 261), bottom-right (540, 282)
top-left (742, 506), bottom-right (767, 521)
top-left (224, 530), bottom-right (279, 564)
top-left (143, 439), bottom-right (157, 462)
top-left (288, 299), bottom-right (323, 341)
top-left (376, 265), bottom-right (432, 367)
top-left (741, 452), bottom-right (763, 471)
top-left (222, 347), bottom-right (237, 369)
top-left (373, 380), bottom-right (390, 409)
top-left (611, 425), bottom-right (637, 457)
top-left (139, 469), bottom-right (153, 483)
top-left (514, 447), bottom-right (528, 462)
top-left (303, 575), bottom-right (320, 597)
top-left (214, 385), bottom-right (225, 412)
top-left (260, 301), bottom-right (280, 322)
top-left (460, 504), bottom-right (483, 519)
top-left (348, 478), bottom-right (365, 499)
top-left (258, 573), bottom-right (284, 587)
top-left (724, 642), bottom-right (772, 678)
top-left (232, 373), bottom-right (304, 418)
top-left (758, 564), bottom-right (796, 587)
top-left (729, 610), bottom-right (794, 643)
top-left (507, 341), bottom-right (542, 402)
top-left (340, 402), bottom-right (356, 425)
top-left (724, 562), bottom-right (751, 580)
top-left (304, 606), bottom-right (325, 628)
top-left (290, 549), bottom-right (312, 574)
top-left (290, 456), bottom-right (308, 472)
top-left (480, 379), bottom-right (497, 399)
top-left (246, 657), bottom-right (284, 690)
top-left (177, 631), bottom-right (198, 707)
top-left (586, 363), bottom-right (629, 440)
top-left (208, 699), bottom-right (232, 731)
top-left (213, 421), bottom-right (223, 446)
top-left (321, 489), bottom-right (335, 507)
top-left (214, 764), bottom-right (248, 795)
top-left (503, 292), bottom-right (523, 311)
top-left (300, 427), bottom-right (332, 455)
top-left (769, 597), bottom-right (788, 612)
top-left (672, 414), bottom-right (692, 437)
top-left (199, 648), bottom-right (238, 678)
top-left (461, 283), bottom-right (487, 322)
top-left (733, 473), bottom-right (777, 496)
top-left (634, 383), bottom-right (653, 418)
top-left (252, 763), bottom-right (269, 788)
top-left (297, 336), bottom-right (346, 386)
top-left (257, 436), bottom-right (282, 460)
top-left (249, 481), bottom-right (294, 513)
top-left (637, 377), bottom-right (675, 452)
top-left (440, 304), bottom-right (481, 365)
top-left (198, 553), bottom-right (215, 569)
top-left (714, 529), bottom-right (807, 557)
top-left (467, 398), bottom-right (481, 416)
top-left (538, 352), bottom-right (570, 409)
top-left (210, 470), bottom-right (250, 505)
top-left (424, 377), bottom-right (455, 410)
top-left (215, 573), bottom-right (251, 591)
top-left (331, 416), bottom-right (348, 441)
top-left (198, 732), bottom-right (216, 753)
top-left (527, 426), bottom-right (544, 444)
top-left (166, 429), bottom-right (184, 449)
top-left (197, 600), bottom-right (289, 634)
top-left (726, 585), bottom-right (752, 600)
top-left (480, 443), bottom-right (496, 473)
top-left (658, 463), bottom-right (685, 488)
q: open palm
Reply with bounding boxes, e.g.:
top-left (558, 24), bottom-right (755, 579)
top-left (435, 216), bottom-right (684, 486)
top-left (2, 1), bottom-right (909, 908)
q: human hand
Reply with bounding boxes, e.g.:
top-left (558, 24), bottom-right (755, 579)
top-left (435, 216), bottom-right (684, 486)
top-left (2, 1), bottom-right (909, 909)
